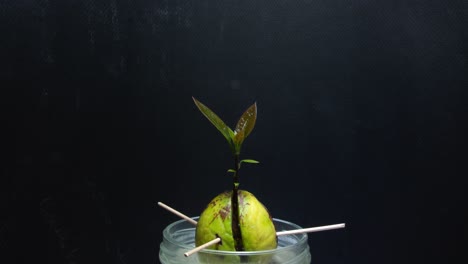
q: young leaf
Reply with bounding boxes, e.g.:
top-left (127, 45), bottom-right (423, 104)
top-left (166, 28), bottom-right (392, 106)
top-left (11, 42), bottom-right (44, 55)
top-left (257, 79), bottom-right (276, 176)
top-left (192, 97), bottom-right (235, 147)
top-left (240, 159), bottom-right (260, 164)
top-left (234, 102), bottom-right (257, 141)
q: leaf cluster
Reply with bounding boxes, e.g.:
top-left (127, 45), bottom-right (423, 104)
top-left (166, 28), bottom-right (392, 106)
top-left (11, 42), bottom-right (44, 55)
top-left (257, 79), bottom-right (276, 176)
top-left (192, 97), bottom-right (259, 162)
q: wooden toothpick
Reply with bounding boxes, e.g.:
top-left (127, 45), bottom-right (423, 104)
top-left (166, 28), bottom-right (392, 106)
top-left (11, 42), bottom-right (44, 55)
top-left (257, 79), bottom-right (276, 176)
top-left (183, 237), bottom-right (221, 257)
top-left (157, 202), bottom-right (198, 226)
top-left (276, 223), bottom-right (345, 236)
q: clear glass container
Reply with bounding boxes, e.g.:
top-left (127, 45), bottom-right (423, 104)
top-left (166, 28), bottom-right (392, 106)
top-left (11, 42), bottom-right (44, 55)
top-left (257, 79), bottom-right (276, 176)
top-left (159, 217), bottom-right (311, 264)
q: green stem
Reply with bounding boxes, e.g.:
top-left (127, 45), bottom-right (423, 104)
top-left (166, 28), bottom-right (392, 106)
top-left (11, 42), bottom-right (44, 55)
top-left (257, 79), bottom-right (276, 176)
top-left (231, 154), bottom-right (244, 251)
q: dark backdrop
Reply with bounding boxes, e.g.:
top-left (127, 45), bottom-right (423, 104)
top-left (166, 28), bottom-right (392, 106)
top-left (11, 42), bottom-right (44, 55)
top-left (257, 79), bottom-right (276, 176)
top-left (1, 0), bottom-right (467, 264)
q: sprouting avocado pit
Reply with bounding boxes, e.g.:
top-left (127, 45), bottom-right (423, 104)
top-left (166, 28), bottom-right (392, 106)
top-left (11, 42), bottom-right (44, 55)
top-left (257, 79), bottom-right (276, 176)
top-left (192, 97), bottom-right (277, 252)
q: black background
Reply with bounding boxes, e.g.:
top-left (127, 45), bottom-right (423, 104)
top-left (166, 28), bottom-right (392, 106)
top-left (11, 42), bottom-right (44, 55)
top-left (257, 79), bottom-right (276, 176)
top-left (1, 0), bottom-right (467, 264)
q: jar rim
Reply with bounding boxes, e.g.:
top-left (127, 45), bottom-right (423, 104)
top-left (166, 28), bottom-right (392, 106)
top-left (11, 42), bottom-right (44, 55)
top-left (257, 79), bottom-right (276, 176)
top-left (162, 216), bottom-right (309, 256)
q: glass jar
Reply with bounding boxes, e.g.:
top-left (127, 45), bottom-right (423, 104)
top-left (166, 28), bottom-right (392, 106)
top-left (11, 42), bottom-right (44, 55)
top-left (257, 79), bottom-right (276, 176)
top-left (159, 217), bottom-right (311, 264)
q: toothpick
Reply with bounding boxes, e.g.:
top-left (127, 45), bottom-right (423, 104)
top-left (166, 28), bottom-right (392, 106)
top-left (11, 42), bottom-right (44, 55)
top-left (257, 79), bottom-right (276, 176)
top-left (184, 237), bottom-right (221, 257)
top-left (157, 202), bottom-right (198, 226)
top-left (276, 223), bottom-right (345, 236)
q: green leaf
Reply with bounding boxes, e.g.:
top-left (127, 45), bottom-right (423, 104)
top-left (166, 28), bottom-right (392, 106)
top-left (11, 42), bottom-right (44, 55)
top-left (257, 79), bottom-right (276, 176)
top-left (227, 169), bottom-right (236, 173)
top-left (192, 97), bottom-right (235, 148)
top-left (240, 159), bottom-right (260, 164)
